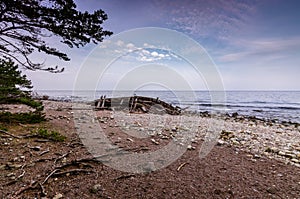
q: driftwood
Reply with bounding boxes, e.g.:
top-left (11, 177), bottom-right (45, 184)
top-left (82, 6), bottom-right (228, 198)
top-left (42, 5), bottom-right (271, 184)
top-left (94, 95), bottom-right (181, 115)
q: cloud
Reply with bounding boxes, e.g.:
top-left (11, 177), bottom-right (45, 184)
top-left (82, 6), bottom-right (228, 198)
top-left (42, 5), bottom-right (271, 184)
top-left (101, 39), bottom-right (181, 63)
top-left (219, 37), bottom-right (300, 62)
top-left (126, 43), bottom-right (135, 49)
top-left (151, 51), bottom-right (159, 57)
top-left (153, 0), bottom-right (258, 40)
top-left (116, 40), bottom-right (124, 46)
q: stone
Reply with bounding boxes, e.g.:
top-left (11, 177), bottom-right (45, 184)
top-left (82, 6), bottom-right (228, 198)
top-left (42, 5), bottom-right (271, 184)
top-left (266, 187), bottom-right (277, 194)
top-left (171, 127), bottom-right (177, 132)
top-left (62, 157), bottom-right (67, 163)
top-left (217, 140), bottom-right (226, 146)
top-left (31, 146), bottom-right (41, 151)
top-left (127, 138), bottom-right (134, 142)
top-left (295, 147), bottom-right (300, 151)
top-left (12, 164), bottom-right (23, 169)
top-left (284, 152), bottom-right (295, 159)
top-left (91, 184), bottom-right (102, 193)
top-left (151, 139), bottom-right (159, 145)
top-left (231, 139), bottom-right (240, 145)
top-left (253, 154), bottom-right (261, 159)
top-left (53, 193), bottom-right (63, 199)
top-left (291, 158), bottom-right (299, 163)
top-left (7, 173), bottom-right (14, 177)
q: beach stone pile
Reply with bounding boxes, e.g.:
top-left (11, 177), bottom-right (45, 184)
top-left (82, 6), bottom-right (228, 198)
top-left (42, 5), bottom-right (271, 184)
top-left (109, 110), bottom-right (300, 167)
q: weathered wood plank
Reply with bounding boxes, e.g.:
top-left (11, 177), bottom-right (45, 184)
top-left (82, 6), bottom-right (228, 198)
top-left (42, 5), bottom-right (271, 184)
top-left (94, 95), bottom-right (181, 115)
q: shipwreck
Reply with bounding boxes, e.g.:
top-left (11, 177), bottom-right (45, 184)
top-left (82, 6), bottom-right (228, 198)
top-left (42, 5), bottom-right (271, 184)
top-left (94, 95), bottom-right (182, 115)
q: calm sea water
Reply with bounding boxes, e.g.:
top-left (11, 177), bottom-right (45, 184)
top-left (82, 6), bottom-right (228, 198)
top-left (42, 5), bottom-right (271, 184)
top-left (35, 90), bottom-right (300, 124)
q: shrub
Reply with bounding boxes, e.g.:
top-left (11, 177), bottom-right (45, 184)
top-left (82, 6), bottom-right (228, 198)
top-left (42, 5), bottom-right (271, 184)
top-left (0, 112), bottom-right (45, 124)
top-left (36, 128), bottom-right (66, 142)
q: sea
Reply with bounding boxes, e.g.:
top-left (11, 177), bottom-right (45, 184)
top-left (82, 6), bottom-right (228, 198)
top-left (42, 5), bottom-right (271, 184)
top-left (35, 90), bottom-right (300, 124)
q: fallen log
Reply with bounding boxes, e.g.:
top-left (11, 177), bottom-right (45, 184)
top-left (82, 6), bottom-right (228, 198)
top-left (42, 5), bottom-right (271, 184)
top-left (94, 95), bottom-right (181, 115)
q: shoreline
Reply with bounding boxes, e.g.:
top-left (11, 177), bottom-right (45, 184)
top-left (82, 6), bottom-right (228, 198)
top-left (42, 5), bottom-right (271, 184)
top-left (42, 98), bottom-right (300, 126)
top-left (41, 100), bottom-right (300, 167)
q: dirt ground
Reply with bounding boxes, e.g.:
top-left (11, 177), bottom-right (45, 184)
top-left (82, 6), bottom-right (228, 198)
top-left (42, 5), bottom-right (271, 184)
top-left (1, 101), bottom-right (300, 198)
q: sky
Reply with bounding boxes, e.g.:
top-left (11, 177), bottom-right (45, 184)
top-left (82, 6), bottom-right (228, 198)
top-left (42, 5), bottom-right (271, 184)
top-left (25, 0), bottom-right (300, 91)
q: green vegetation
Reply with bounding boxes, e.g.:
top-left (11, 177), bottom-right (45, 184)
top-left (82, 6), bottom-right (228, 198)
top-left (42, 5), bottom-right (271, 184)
top-left (0, 112), bottom-right (45, 124)
top-left (0, 59), bottom-right (33, 102)
top-left (0, 125), bottom-right (8, 131)
top-left (0, 59), bottom-right (43, 109)
top-left (0, 59), bottom-right (45, 124)
top-left (35, 128), bottom-right (66, 142)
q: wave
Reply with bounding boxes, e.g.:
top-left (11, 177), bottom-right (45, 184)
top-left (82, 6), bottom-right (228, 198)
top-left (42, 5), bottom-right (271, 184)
top-left (176, 102), bottom-right (300, 111)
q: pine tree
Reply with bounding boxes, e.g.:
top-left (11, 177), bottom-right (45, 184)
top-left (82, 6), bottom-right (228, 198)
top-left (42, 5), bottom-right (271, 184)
top-left (0, 0), bottom-right (112, 72)
top-left (0, 58), bottom-right (42, 110)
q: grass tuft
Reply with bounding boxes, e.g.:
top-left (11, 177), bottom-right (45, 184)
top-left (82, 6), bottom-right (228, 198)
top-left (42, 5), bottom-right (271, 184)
top-left (36, 128), bottom-right (66, 142)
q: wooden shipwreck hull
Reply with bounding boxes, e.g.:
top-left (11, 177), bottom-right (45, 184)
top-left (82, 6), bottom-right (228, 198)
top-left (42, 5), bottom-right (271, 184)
top-left (94, 95), bottom-right (181, 115)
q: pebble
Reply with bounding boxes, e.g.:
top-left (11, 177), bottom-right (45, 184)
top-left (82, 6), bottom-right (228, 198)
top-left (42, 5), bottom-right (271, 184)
top-left (187, 145), bottom-right (195, 150)
top-left (127, 138), bottom-right (134, 142)
top-left (12, 164), bottom-right (23, 169)
top-left (171, 127), bottom-right (177, 132)
top-left (267, 187), bottom-right (277, 194)
top-left (217, 140), bottom-right (225, 146)
top-left (31, 146), bottom-right (41, 151)
top-left (62, 157), bottom-right (67, 163)
top-left (253, 154), bottom-right (261, 159)
top-left (151, 139), bottom-right (159, 145)
top-left (231, 139), bottom-right (240, 145)
top-left (7, 173), bottom-right (14, 177)
top-left (295, 147), bottom-right (300, 151)
top-left (161, 136), bottom-right (169, 139)
top-left (91, 184), bottom-right (102, 193)
top-left (53, 193), bottom-right (63, 199)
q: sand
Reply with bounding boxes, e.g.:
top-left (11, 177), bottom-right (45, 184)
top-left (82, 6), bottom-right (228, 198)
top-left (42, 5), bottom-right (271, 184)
top-left (1, 100), bottom-right (300, 198)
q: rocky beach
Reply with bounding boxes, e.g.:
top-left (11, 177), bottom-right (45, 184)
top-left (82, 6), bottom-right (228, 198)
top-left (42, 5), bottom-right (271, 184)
top-left (1, 100), bottom-right (300, 198)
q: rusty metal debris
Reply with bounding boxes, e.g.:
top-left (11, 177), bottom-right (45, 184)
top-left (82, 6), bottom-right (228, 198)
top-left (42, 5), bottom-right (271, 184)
top-left (94, 95), bottom-right (181, 115)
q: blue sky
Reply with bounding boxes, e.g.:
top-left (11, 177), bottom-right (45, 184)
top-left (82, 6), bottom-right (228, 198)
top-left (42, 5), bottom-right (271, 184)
top-left (26, 0), bottom-right (300, 90)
